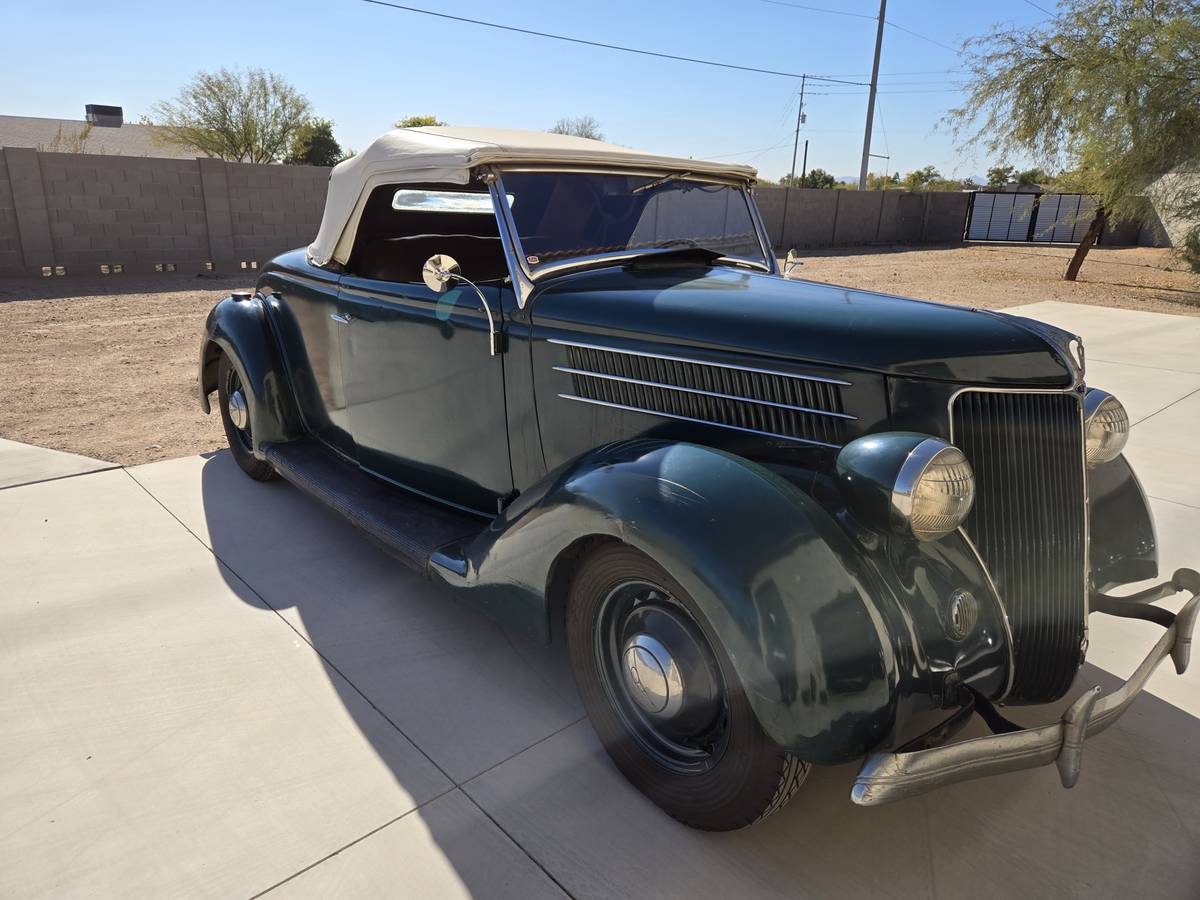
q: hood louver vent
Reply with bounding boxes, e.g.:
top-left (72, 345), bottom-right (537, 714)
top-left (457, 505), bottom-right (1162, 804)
top-left (551, 339), bottom-right (853, 449)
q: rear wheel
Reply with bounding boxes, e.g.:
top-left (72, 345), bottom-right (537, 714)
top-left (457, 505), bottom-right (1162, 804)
top-left (566, 544), bottom-right (809, 830)
top-left (217, 353), bottom-right (275, 481)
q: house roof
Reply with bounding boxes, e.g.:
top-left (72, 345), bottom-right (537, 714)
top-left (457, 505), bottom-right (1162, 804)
top-left (310, 125), bottom-right (757, 267)
top-left (0, 115), bottom-right (200, 159)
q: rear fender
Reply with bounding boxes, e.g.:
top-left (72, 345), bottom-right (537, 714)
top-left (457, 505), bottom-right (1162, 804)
top-left (198, 293), bottom-right (302, 451)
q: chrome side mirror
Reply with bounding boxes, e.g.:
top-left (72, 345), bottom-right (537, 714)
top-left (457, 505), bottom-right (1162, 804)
top-left (421, 253), bottom-right (503, 356)
top-left (422, 253), bottom-right (461, 293)
top-left (783, 249), bottom-right (803, 278)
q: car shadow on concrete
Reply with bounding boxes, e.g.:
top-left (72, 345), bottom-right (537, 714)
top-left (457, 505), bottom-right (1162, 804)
top-left (196, 450), bottom-right (1200, 897)
top-left (194, 449), bottom-right (579, 892)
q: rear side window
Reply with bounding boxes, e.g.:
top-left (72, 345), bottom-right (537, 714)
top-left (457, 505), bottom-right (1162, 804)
top-left (346, 183), bottom-right (510, 284)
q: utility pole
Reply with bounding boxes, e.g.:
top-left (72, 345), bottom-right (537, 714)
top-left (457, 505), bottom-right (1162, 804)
top-left (779, 75), bottom-right (807, 251)
top-left (858, 0), bottom-right (886, 191)
top-left (800, 139), bottom-right (808, 180)
top-left (788, 74), bottom-right (807, 185)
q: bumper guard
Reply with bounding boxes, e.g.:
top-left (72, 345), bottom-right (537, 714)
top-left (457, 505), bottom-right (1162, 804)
top-left (851, 568), bottom-right (1199, 806)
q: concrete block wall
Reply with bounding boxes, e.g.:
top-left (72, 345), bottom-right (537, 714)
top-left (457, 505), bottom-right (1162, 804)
top-left (877, 191), bottom-right (927, 242)
top-left (832, 190), bottom-right (885, 245)
top-left (921, 192), bottom-right (971, 243)
top-left (0, 150), bottom-right (23, 272)
top-left (226, 162), bottom-right (329, 263)
top-left (38, 153), bottom-right (209, 272)
top-left (0, 150), bottom-right (332, 276)
top-left (754, 185), bottom-right (971, 251)
top-left (4, 148), bottom-right (55, 271)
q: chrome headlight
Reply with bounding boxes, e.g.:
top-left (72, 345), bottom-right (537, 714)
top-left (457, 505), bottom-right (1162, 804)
top-left (837, 434), bottom-right (975, 542)
top-left (891, 439), bottom-right (976, 541)
top-left (1083, 389), bottom-right (1129, 467)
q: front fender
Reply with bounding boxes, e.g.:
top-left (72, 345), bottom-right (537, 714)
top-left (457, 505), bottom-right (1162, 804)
top-left (439, 439), bottom-right (918, 764)
top-left (1089, 452), bottom-right (1157, 589)
top-left (198, 293), bottom-right (302, 451)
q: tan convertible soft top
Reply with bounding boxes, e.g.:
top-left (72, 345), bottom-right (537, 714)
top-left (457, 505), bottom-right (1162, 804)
top-left (307, 126), bottom-right (758, 268)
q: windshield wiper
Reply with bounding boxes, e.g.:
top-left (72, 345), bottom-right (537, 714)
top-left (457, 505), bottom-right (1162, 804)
top-left (631, 172), bottom-right (694, 194)
top-left (648, 242), bottom-right (771, 272)
top-left (625, 246), bottom-right (722, 268)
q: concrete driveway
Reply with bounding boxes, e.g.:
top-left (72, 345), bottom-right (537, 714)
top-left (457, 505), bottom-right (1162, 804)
top-left (2, 301), bottom-right (1198, 898)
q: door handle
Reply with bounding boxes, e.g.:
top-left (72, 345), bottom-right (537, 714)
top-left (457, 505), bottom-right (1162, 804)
top-left (329, 313), bottom-right (353, 324)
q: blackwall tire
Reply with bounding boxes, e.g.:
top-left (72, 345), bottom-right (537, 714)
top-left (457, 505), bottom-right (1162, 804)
top-left (566, 544), bottom-right (809, 830)
top-left (217, 353), bottom-right (276, 482)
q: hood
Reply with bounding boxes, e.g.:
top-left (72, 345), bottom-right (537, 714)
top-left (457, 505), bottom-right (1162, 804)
top-left (532, 265), bottom-right (1075, 386)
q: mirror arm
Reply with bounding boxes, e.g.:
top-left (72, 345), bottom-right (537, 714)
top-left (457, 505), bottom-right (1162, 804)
top-left (448, 273), bottom-right (503, 356)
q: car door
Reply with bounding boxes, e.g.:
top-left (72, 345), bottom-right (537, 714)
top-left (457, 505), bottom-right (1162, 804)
top-left (336, 273), bottom-right (513, 515)
top-left (261, 263), bottom-right (355, 457)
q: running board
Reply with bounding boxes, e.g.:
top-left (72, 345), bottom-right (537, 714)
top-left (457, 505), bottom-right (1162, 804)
top-left (262, 439), bottom-right (484, 575)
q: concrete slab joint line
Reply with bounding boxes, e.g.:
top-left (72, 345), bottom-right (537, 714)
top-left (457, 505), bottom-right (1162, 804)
top-left (1132, 384), bottom-right (1200, 428)
top-left (0, 438), bottom-right (117, 490)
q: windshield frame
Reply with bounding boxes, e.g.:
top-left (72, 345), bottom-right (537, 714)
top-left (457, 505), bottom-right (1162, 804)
top-left (485, 166), bottom-right (777, 307)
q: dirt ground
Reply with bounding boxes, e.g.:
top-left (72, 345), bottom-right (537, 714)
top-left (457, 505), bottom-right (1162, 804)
top-left (794, 244), bottom-right (1200, 315)
top-left (0, 274), bottom-right (245, 466)
top-left (1, 245), bottom-right (1198, 466)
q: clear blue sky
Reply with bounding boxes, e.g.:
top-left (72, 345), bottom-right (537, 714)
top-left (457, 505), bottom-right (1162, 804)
top-left (2, 1), bottom-right (1050, 180)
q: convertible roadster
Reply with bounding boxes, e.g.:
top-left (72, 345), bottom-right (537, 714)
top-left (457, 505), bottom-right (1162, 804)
top-left (199, 126), bottom-right (1197, 830)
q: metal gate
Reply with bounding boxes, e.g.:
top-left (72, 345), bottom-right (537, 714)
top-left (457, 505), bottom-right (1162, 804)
top-left (965, 192), bottom-right (1101, 244)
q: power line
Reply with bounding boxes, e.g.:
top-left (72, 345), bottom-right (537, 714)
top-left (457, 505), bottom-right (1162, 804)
top-left (805, 88), bottom-right (965, 95)
top-left (705, 136), bottom-right (795, 159)
top-left (1020, 0), bottom-right (1055, 15)
top-left (883, 20), bottom-right (960, 53)
top-left (821, 70), bottom-right (963, 77)
top-left (876, 69), bottom-right (963, 76)
top-left (859, 79), bottom-right (965, 85)
top-left (759, 0), bottom-right (962, 55)
top-left (358, 1), bottom-right (869, 85)
top-left (758, 0), bottom-right (876, 19)
top-left (875, 96), bottom-right (891, 162)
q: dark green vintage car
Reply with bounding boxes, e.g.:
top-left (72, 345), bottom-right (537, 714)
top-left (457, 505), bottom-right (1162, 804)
top-left (199, 126), bottom-right (1197, 830)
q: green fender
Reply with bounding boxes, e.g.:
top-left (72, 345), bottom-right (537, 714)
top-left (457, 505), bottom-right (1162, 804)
top-left (436, 439), bottom-right (918, 764)
top-left (198, 293), bottom-right (302, 452)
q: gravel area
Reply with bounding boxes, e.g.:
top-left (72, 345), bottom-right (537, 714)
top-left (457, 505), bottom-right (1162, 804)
top-left (1, 245), bottom-right (1197, 466)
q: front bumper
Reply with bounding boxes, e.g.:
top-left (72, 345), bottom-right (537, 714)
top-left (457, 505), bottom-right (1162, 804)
top-left (851, 568), bottom-right (1199, 806)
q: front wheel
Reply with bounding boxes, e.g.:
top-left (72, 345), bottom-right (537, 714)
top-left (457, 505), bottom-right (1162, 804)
top-left (566, 544), bottom-right (809, 830)
top-left (216, 353), bottom-right (276, 482)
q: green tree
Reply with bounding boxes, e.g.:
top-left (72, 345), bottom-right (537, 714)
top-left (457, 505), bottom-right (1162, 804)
top-left (928, 178), bottom-right (970, 192)
top-left (395, 115), bottom-right (445, 128)
top-left (902, 165), bottom-right (942, 191)
top-left (150, 68), bottom-right (311, 163)
top-left (986, 164), bottom-right (1016, 187)
top-left (549, 115), bottom-right (603, 140)
top-left (866, 171), bottom-right (901, 191)
top-left (1016, 167), bottom-right (1049, 186)
top-left (780, 168), bottom-right (836, 189)
top-left (285, 119), bottom-right (346, 167)
top-left (950, 0), bottom-right (1200, 279)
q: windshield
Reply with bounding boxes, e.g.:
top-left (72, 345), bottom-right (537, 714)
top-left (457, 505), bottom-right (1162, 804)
top-left (500, 172), bottom-right (769, 272)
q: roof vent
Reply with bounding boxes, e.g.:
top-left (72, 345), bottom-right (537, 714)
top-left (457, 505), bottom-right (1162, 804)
top-left (85, 104), bottom-right (123, 128)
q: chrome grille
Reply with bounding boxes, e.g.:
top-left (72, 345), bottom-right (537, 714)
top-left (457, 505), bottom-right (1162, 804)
top-left (552, 340), bottom-right (852, 448)
top-left (952, 390), bottom-right (1086, 703)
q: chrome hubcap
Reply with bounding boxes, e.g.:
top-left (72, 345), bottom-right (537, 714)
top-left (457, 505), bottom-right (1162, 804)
top-left (228, 389), bottom-right (248, 431)
top-left (596, 580), bottom-right (730, 774)
top-left (621, 633), bottom-right (685, 718)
